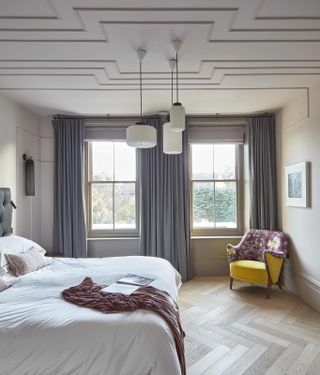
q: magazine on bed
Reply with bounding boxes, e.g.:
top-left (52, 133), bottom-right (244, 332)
top-left (116, 274), bottom-right (154, 287)
top-left (101, 274), bottom-right (154, 295)
top-left (101, 283), bottom-right (140, 295)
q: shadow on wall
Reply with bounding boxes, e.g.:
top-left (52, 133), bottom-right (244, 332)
top-left (281, 236), bottom-right (304, 296)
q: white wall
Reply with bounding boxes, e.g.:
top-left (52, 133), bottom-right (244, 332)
top-left (16, 128), bottom-right (41, 243)
top-left (0, 93), bottom-right (41, 242)
top-left (192, 237), bottom-right (242, 276)
top-left (39, 117), bottom-right (54, 252)
top-left (88, 238), bottom-right (140, 257)
top-left (277, 81), bottom-right (320, 311)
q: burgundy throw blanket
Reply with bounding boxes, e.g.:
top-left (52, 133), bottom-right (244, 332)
top-left (62, 277), bottom-right (186, 375)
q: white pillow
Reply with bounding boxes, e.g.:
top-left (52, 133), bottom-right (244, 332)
top-left (0, 235), bottom-right (46, 272)
top-left (0, 263), bottom-right (9, 276)
top-left (6, 249), bottom-right (49, 276)
top-left (0, 277), bottom-right (9, 292)
top-left (1, 270), bottom-right (18, 285)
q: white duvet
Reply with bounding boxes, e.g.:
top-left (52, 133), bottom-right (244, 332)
top-left (0, 256), bottom-right (182, 375)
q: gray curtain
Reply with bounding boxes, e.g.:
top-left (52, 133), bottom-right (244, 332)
top-left (52, 118), bottom-right (87, 257)
top-left (140, 118), bottom-right (191, 282)
top-left (248, 116), bottom-right (278, 230)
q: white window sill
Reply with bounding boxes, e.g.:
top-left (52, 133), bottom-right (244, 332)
top-left (87, 237), bottom-right (140, 241)
top-left (191, 235), bottom-right (242, 239)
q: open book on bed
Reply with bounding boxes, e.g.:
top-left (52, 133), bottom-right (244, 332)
top-left (101, 274), bottom-right (154, 295)
top-left (116, 274), bottom-right (154, 286)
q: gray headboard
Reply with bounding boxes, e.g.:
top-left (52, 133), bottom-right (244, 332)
top-left (0, 188), bottom-right (12, 237)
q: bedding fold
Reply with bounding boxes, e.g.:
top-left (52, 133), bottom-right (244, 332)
top-left (62, 277), bottom-right (186, 375)
top-left (0, 256), bottom-right (182, 375)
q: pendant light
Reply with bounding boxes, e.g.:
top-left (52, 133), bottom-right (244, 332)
top-left (170, 39), bottom-right (185, 132)
top-left (163, 58), bottom-right (182, 154)
top-left (126, 49), bottom-right (157, 148)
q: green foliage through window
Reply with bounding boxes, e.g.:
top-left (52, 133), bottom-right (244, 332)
top-left (191, 144), bottom-right (238, 230)
top-left (89, 142), bottom-right (137, 232)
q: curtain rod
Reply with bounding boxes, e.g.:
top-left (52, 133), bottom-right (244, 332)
top-left (53, 112), bottom-right (273, 121)
top-left (53, 114), bottom-right (161, 120)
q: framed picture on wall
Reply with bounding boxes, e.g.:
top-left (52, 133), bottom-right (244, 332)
top-left (285, 161), bottom-right (310, 207)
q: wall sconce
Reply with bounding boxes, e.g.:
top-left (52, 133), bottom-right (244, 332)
top-left (10, 200), bottom-right (17, 234)
top-left (23, 154), bottom-right (35, 196)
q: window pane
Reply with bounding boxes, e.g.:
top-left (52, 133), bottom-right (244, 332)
top-left (114, 183), bottom-right (136, 230)
top-left (191, 144), bottom-right (213, 180)
top-left (192, 182), bottom-right (215, 228)
top-left (92, 183), bottom-right (113, 230)
top-left (92, 142), bottom-right (113, 181)
top-left (215, 182), bottom-right (237, 228)
top-left (114, 142), bottom-right (136, 181)
top-left (214, 144), bottom-right (236, 180)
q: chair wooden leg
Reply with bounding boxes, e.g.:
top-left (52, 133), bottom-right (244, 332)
top-left (230, 277), bottom-right (233, 290)
top-left (266, 277), bottom-right (273, 299)
top-left (277, 281), bottom-right (282, 290)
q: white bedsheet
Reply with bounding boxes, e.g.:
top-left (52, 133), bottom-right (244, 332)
top-left (0, 256), bottom-right (182, 375)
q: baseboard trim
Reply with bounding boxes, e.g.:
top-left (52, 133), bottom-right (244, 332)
top-left (283, 267), bottom-right (320, 312)
top-left (299, 272), bottom-right (320, 289)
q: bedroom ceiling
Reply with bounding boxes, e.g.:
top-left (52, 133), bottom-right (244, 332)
top-left (0, 0), bottom-right (320, 116)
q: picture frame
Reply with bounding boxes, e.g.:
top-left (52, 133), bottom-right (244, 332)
top-left (285, 161), bottom-right (310, 207)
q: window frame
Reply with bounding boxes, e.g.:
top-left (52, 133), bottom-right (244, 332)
top-left (85, 141), bottom-right (140, 238)
top-left (190, 142), bottom-right (244, 237)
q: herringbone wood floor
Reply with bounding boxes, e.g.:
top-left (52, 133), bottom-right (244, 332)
top-left (179, 277), bottom-right (320, 375)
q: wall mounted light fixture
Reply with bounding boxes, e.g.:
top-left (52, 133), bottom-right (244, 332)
top-left (23, 153), bottom-right (35, 196)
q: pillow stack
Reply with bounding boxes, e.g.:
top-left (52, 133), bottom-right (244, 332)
top-left (0, 235), bottom-right (47, 279)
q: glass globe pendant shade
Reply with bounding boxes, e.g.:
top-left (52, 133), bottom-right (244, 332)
top-left (163, 122), bottom-right (182, 154)
top-left (170, 102), bottom-right (185, 132)
top-left (126, 121), bottom-right (157, 148)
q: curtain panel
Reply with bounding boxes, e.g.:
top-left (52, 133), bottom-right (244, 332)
top-left (140, 118), bottom-right (192, 282)
top-left (52, 118), bottom-right (87, 257)
top-left (248, 116), bottom-right (278, 230)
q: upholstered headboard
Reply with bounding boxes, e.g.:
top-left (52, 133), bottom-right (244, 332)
top-left (0, 188), bottom-right (12, 237)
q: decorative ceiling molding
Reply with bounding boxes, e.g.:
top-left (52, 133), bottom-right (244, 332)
top-left (1, 3), bottom-right (320, 42)
top-left (0, 0), bottom-right (319, 115)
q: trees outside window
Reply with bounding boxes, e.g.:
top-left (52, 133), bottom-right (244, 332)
top-left (87, 141), bottom-right (138, 237)
top-left (191, 144), bottom-right (242, 235)
top-left (87, 141), bottom-right (242, 237)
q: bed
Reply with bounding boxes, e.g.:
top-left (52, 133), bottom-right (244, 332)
top-left (0, 188), bottom-right (183, 375)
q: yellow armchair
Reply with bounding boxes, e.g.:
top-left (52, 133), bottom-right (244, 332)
top-left (226, 229), bottom-right (288, 298)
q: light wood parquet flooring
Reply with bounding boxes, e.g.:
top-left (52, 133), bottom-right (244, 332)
top-left (179, 277), bottom-right (320, 375)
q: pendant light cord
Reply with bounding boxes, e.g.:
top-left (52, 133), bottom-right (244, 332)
top-left (176, 52), bottom-right (179, 103)
top-left (139, 60), bottom-right (143, 122)
top-left (171, 67), bottom-right (174, 105)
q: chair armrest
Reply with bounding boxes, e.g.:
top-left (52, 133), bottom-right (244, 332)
top-left (264, 252), bottom-right (284, 284)
top-left (226, 244), bottom-right (239, 263)
top-left (263, 248), bottom-right (286, 259)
